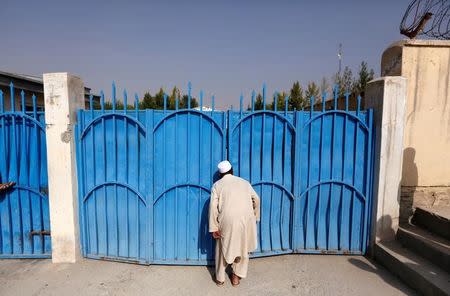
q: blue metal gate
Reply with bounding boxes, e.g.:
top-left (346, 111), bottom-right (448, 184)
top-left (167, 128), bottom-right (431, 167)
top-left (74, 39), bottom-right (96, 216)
top-left (0, 83), bottom-right (51, 258)
top-left (76, 84), bottom-right (374, 265)
top-left (229, 92), bottom-right (373, 255)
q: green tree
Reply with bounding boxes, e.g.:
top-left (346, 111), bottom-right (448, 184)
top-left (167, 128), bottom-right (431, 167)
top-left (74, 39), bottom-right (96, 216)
top-left (334, 66), bottom-right (354, 97)
top-left (168, 86), bottom-right (180, 109)
top-left (154, 88), bottom-right (165, 109)
top-left (139, 92), bottom-right (156, 109)
top-left (354, 61), bottom-right (375, 97)
top-left (288, 81), bottom-right (304, 110)
top-left (180, 95), bottom-right (199, 109)
top-left (305, 81), bottom-right (320, 101)
top-left (254, 93), bottom-right (264, 110)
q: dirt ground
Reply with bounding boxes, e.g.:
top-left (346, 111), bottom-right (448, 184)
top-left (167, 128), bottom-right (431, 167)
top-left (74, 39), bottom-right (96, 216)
top-left (0, 254), bottom-right (415, 296)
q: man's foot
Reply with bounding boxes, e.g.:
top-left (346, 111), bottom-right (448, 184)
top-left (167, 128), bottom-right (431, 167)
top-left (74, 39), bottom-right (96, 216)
top-left (231, 273), bottom-right (240, 286)
top-left (215, 279), bottom-right (224, 287)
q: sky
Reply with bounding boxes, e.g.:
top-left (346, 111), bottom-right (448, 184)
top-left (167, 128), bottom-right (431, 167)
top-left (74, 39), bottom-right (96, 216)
top-left (1, 0), bottom-right (407, 109)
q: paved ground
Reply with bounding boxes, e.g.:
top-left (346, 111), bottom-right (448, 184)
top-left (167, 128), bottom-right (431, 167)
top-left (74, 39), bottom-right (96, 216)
top-left (0, 254), bottom-right (415, 296)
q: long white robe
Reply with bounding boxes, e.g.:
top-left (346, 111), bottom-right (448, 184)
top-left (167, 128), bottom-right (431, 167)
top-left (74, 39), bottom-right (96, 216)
top-left (209, 174), bottom-right (260, 264)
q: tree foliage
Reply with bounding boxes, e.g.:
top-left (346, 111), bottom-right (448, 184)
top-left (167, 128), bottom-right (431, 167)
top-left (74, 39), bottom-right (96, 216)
top-left (97, 86), bottom-right (199, 110)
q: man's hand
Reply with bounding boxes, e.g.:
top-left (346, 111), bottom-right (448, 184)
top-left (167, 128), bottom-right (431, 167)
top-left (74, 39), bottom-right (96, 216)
top-left (212, 231), bottom-right (221, 239)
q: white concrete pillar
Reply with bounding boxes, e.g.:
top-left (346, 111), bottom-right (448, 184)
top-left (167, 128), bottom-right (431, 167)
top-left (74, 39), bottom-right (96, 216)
top-left (365, 76), bottom-right (407, 249)
top-left (43, 73), bottom-right (84, 263)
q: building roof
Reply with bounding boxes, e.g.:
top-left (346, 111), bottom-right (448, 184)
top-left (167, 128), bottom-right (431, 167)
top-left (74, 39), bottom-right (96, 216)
top-left (0, 70), bottom-right (96, 98)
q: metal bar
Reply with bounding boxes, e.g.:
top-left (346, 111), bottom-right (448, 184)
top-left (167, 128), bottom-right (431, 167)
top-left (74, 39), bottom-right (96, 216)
top-left (251, 90), bottom-right (255, 112)
top-left (306, 99), bottom-right (314, 249)
top-left (339, 111), bottom-right (348, 250)
top-left (316, 101), bottom-right (325, 249)
top-left (75, 117), bottom-right (86, 255)
top-left (101, 96), bottom-right (108, 256)
top-left (262, 84), bottom-right (266, 111)
top-left (198, 90), bottom-right (203, 260)
top-left (328, 106), bottom-right (337, 250)
top-left (163, 93), bottom-right (167, 112)
top-left (135, 94), bottom-right (139, 258)
top-left (112, 82), bottom-right (116, 112)
top-left (90, 102), bottom-right (99, 255)
top-left (187, 82), bottom-right (192, 109)
top-left (175, 109), bottom-right (178, 259)
top-left (363, 109), bottom-right (373, 253)
top-left (163, 92), bottom-right (167, 260)
top-left (239, 94), bottom-right (243, 176)
top-left (124, 90), bottom-right (130, 257)
top-left (349, 112), bottom-right (359, 251)
top-left (147, 109), bottom-right (154, 262)
top-left (10, 82), bottom-right (15, 112)
top-left (0, 90), bottom-right (3, 112)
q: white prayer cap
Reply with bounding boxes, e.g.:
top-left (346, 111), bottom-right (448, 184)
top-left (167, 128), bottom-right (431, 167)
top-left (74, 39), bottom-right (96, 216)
top-left (217, 160), bottom-right (232, 174)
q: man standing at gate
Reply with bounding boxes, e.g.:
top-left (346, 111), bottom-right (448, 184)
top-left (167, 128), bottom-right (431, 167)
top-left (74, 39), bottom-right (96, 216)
top-left (209, 160), bottom-right (260, 287)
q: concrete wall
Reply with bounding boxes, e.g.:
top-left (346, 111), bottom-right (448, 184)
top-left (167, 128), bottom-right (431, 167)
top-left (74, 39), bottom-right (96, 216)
top-left (366, 77), bottom-right (407, 247)
top-left (381, 40), bottom-right (450, 220)
top-left (44, 73), bottom-right (84, 263)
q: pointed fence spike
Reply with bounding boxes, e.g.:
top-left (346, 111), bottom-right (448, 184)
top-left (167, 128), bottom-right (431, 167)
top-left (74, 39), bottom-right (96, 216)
top-left (0, 90), bottom-right (3, 112)
top-left (89, 94), bottom-right (93, 112)
top-left (285, 95), bottom-right (289, 114)
top-left (123, 89), bottom-right (128, 112)
top-left (239, 93), bottom-right (243, 114)
top-left (273, 92), bottom-right (278, 112)
top-left (100, 90), bottom-right (105, 112)
top-left (345, 92), bottom-right (350, 111)
top-left (134, 93), bottom-right (139, 112)
top-left (262, 83), bottom-right (266, 110)
top-left (163, 93), bottom-right (167, 112)
top-left (333, 84), bottom-right (339, 110)
top-left (322, 91), bottom-right (327, 111)
top-left (10, 82), bottom-right (15, 112)
top-left (112, 82), bottom-right (116, 111)
top-left (199, 90), bottom-right (203, 112)
top-left (251, 90), bottom-right (255, 111)
top-left (211, 95), bottom-right (215, 112)
top-left (357, 95), bottom-right (361, 115)
top-left (21, 90), bottom-right (25, 112)
top-left (32, 94), bottom-right (37, 117)
top-left (187, 81), bottom-right (192, 109)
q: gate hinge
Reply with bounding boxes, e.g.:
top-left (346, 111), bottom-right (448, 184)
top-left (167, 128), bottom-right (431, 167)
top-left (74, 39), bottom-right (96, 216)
top-left (30, 230), bottom-right (51, 236)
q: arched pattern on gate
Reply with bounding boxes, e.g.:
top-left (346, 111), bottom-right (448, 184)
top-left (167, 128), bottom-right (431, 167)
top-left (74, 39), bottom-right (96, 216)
top-left (81, 182), bottom-right (147, 262)
top-left (152, 109), bottom-right (226, 264)
top-left (76, 106), bottom-right (148, 263)
top-left (0, 103), bottom-right (50, 258)
top-left (297, 109), bottom-right (373, 254)
top-left (228, 110), bottom-right (296, 255)
top-left (153, 184), bottom-right (213, 263)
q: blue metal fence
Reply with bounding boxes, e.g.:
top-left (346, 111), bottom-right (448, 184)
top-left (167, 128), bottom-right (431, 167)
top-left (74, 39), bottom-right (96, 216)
top-left (0, 83), bottom-right (51, 258)
top-left (76, 83), bottom-right (374, 265)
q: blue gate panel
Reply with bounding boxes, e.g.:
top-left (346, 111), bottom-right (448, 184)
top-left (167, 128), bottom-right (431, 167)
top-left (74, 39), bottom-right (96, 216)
top-left (296, 107), bottom-right (373, 254)
top-left (228, 110), bottom-right (296, 256)
top-left (152, 110), bottom-right (226, 264)
top-left (0, 86), bottom-right (51, 258)
top-left (76, 107), bottom-right (148, 263)
top-left (76, 85), bottom-right (374, 265)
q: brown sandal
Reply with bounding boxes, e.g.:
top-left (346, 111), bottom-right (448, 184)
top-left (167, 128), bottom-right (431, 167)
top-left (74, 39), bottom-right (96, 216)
top-left (231, 273), bottom-right (240, 286)
top-left (215, 279), bottom-right (224, 287)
